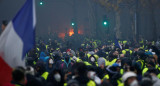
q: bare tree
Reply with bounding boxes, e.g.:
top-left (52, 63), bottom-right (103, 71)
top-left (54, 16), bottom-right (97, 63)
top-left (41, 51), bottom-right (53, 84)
top-left (94, 0), bottom-right (160, 40)
top-left (94, 0), bottom-right (135, 39)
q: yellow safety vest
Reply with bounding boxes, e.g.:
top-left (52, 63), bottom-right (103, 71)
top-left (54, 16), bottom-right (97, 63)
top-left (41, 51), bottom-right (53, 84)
top-left (103, 58), bottom-right (110, 66)
top-left (93, 42), bottom-right (98, 48)
top-left (33, 61), bottom-right (36, 65)
top-left (76, 57), bottom-right (82, 62)
top-left (87, 54), bottom-right (99, 61)
top-left (56, 48), bottom-right (60, 50)
top-left (155, 64), bottom-right (159, 69)
top-left (87, 80), bottom-right (96, 86)
top-left (84, 61), bottom-right (92, 66)
top-left (142, 67), bottom-right (148, 76)
top-left (117, 78), bottom-right (124, 86)
top-left (120, 69), bottom-right (124, 75)
top-left (123, 41), bottom-right (127, 44)
top-left (136, 60), bottom-right (144, 70)
top-left (145, 50), bottom-right (149, 52)
top-left (109, 59), bottom-right (117, 66)
top-left (122, 49), bottom-right (132, 55)
top-left (102, 74), bottom-right (109, 80)
top-left (64, 83), bottom-right (67, 86)
top-left (41, 72), bottom-right (49, 80)
top-left (81, 44), bottom-right (85, 47)
top-left (46, 45), bottom-right (48, 50)
top-left (139, 40), bottom-right (143, 44)
top-left (106, 52), bottom-right (109, 55)
top-left (152, 41), bottom-right (155, 45)
top-left (157, 74), bottom-right (160, 79)
top-left (37, 48), bottom-right (40, 51)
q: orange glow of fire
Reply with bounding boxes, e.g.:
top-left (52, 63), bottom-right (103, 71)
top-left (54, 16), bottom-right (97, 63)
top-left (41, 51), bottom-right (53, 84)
top-left (78, 29), bottom-right (83, 34)
top-left (69, 29), bottom-right (74, 36)
top-left (58, 33), bottom-right (65, 39)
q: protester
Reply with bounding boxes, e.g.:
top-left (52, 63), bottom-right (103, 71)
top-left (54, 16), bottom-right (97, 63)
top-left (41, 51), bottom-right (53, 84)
top-left (11, 67), bottom-right (26, 86)
top-left (122, 72), bottom-right (138, 86)
top-left (5, 37), bottom-right (160, 86)
top-left (1, 20), bottom-right (8, 32)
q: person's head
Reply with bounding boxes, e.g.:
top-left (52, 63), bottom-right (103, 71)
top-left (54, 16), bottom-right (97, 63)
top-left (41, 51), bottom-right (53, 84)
top-left (116, 59), bottom-right (121, 66)
top-left (1, 20), bottom-right (8, 31)
top-left (89, 55), bottom-right (96, 64)
top-left (26, 66), bottom-right (35, 76)
top-left (48, 58), bottom-right (54, 68)
top-left (70, 50), bottom-right (75, 57)
top-left (97, 57), bottom-right (105, 69)
top-left (53, 51), bottom-right (61, 59)
top-left (66, 49), bottom-right (71, 55)
top-left (140, 79), bottom-right (153, 86)
top-left (122, 72), bottom-right (138, 86)
top-left (35, 61), bottom-right (46, 74)
top-left (140, 73), bottom-right (153, 86)
top-left (146, 57), bottom-right (156, 68)
top-left (74, 62), bottom-right (87, 76)
top-left (52, 69), bottom-right (62, 82)
top-left (101, 79), bottom-right (112, 86)
top-left (94, 48), bottom-right (99, 53)
top-left (137, 50), bottom-right (146, 59)
top-left (133, 45), bottom-right (140, 52)
top-left (87, 71), bottom-right (96, 80)
top-left (147, 68), bottom-right (158, 76)
top-left (67, 80), bottom-right (79, 86)
top-left (64, 54), bottom-right (71, 63)
top-left (113, 51), bottom-right (119, 57)
top-left (79, 52), bottom-right (85, 58)
top-left (112, 63), bottom-right (120, 72)
top-left (12, 67), bottom-right (26, 85)
top-left (124, 44), bottom-right (129, 49)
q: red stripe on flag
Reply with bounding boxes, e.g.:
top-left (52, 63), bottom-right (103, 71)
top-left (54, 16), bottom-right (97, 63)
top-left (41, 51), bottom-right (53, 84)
top-left (0, 56), bottom-right (12, 86)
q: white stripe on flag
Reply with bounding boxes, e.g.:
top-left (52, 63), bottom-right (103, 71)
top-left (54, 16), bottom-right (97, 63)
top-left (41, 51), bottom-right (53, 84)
top-left (0, 22), bottom-right (25, 68)
top-left (33, 0), bottom-right (36, 27)
top-left (118, 42), bottom-right (122, 49)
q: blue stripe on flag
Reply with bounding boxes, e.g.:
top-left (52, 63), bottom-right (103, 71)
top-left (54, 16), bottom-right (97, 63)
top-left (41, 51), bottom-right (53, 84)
top-left (12, 0), bottom-right (35, 59)
top-left (115, 37), bottom-right (122, 49)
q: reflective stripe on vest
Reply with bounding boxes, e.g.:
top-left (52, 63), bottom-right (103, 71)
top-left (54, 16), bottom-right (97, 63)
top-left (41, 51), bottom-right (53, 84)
top-left (136, 60), bottom-right (144, 70)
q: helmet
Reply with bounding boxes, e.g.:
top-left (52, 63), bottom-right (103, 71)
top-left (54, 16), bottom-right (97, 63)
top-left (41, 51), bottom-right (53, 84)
top-left (122, 72), bottom-right (137, 82)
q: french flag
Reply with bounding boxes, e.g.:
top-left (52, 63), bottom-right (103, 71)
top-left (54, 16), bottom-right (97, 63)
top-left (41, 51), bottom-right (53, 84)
top-left (115, 37), bottom-right (122, 50)
top-left (0, 0), bottom-right (36, 85)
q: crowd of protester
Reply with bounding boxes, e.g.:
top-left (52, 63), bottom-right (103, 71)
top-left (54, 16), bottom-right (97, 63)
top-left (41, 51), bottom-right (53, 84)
top-left (8, 37), bottom-right (160, 86)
